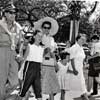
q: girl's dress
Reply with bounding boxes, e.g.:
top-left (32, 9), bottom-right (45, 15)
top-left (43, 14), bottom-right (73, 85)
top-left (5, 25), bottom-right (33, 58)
top-left (41, 57), bottom-right (60, 94)
top-left (57, 61), bottom-right (70, 90)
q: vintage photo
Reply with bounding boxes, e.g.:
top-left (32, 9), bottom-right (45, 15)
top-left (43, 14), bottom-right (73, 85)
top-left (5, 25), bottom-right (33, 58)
top-left (0, 0), bottom-right (100, 100)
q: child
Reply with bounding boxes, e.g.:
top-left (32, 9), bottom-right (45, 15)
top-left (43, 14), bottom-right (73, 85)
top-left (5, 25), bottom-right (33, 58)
top-left (18, 29), bottom-right (44, 100)
top-left (41, 47), bottom-right (60, 100)
top-left (57, 52), bottom-right (73, 100)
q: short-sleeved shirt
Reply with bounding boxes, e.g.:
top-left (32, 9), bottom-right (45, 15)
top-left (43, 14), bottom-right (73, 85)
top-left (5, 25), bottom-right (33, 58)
top-left (68, 42), bottom-right (85, 70)
top-left (26, 44), bottom-right (44, 63)
top-left (0, 18), bottom-right (24, 47)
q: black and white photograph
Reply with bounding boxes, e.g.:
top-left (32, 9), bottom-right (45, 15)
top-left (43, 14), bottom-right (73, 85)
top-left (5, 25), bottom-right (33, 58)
top-left (0, 0), bottom-right (100, 100)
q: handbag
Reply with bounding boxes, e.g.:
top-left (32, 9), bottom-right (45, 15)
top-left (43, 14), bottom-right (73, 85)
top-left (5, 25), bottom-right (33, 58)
top-left (93, 62), bottom-right (100, 72)
top-left (91, 56), bottom-right (100, 72)
top-left (88, 56), bottom-right (100, 72)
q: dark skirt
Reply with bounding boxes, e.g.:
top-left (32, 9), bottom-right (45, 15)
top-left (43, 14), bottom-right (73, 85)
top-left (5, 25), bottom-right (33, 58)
top-left (88, 64), bottom-right (99, 77)
top-left (88, 56), bottom-right (100, 77)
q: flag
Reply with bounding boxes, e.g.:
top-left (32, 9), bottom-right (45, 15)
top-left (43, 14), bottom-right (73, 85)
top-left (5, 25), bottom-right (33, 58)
top-left (69, 20), bottom-right (79, 45)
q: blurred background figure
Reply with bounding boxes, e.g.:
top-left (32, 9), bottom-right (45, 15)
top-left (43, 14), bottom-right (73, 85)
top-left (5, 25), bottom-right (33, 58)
top-left (88, 34), bottom-right (100, 96)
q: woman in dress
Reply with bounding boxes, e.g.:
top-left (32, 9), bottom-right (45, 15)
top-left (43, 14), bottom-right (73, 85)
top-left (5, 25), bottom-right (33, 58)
top-left (41, 47), bottom-right (60, 100)
top-left (67, 34), bottom-right (89, 100)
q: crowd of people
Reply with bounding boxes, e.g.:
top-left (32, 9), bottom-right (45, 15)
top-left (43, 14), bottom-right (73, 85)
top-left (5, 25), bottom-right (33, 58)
top-left (0, 2), bottom-right (100, 100)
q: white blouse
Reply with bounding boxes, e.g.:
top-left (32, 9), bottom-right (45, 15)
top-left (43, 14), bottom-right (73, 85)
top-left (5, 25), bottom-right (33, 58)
top-left (26, 44), bottom-right (44, 63)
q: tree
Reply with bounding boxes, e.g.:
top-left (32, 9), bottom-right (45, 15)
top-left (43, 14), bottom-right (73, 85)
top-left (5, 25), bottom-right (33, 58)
top-left (79, 1), bottom-right (98, 41)
top-left (0, 0), bottom-right (98, 42)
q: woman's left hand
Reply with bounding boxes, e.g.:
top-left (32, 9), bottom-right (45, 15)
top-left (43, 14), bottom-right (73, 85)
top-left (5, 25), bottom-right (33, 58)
top-left (73, 69), bottom-right (78, 75)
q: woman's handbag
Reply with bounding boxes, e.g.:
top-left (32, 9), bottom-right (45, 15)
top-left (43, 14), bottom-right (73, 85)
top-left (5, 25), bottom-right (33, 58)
top-left (89, 56), bottom-right (100, 72)
top-left (93, 62), bottom-right (100, 72)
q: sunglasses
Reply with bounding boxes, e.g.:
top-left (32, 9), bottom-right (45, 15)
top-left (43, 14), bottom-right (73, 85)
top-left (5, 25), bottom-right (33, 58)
top-left (43, 26), bottom-right (51, 30)
top-left (9, 11), bottom-right (16, 14)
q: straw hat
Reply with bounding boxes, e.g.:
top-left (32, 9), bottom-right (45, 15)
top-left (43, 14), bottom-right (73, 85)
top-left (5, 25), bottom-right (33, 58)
top-left (34, 17), bottom-right (59, 36)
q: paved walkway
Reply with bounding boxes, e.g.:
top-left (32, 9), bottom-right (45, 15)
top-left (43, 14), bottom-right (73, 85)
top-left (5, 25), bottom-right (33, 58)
top-left (28, 92), bottom-right (100, 100)
top-left (7, 68), bottom-right (100, 100)
top-left (8, 89), bottom-right (100, 100)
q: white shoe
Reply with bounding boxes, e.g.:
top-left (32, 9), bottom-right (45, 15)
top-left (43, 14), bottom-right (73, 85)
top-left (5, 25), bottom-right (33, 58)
top-left (87, 91), bottom-right (91, 96)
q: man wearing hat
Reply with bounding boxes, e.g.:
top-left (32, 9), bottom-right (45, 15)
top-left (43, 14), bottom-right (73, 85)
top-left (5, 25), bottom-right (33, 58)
top-left (0, 3), bottom-right (24, 99)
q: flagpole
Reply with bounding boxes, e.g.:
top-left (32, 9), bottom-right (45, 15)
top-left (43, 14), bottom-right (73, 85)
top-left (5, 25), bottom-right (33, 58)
top-left (69, 20), bottom-right (73, 42)
top-left (69, 1), bottom-right (81, 45)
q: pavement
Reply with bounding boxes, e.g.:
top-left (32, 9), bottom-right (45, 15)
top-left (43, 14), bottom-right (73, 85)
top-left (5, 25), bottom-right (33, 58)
top-left (6, 68), bottom-right (100, 100)
top-left (7, 89), bottom-right (100, 100)
top-left (91, 89), bottom-right (100, 100)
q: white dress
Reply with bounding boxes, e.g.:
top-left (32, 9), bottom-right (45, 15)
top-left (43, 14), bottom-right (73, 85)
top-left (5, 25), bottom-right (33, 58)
top-left (68, 42), bottom-right (87, 98)
top-left (57, 61), bottom-right (71, 90)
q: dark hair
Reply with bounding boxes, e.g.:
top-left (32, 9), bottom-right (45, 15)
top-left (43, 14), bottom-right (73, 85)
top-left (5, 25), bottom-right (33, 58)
top-left (28, 37), bottom-right (34, 44)
top-left (44, 47), bottom-right (51, 55)
top-left (34, 30), bottom-right (41, 36)
top-left (29, 30), bottom-right (41, 44)
top-left (91, 34), bottom-right (99, 41)
top-left (76, 35), bottom-right (81, 41)
top-left (60, 52), bottom-right (70, 60)
top-left (41, 21), bottom-right (51, 29)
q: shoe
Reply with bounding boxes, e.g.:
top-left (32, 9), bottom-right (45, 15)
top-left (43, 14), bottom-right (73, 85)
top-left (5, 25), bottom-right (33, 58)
top-left (91, 92), bottom-right (98, 95)
top-left (87, 91), bottom-right (91, 96)
top-left (81, 94), bottom-right (89, 100)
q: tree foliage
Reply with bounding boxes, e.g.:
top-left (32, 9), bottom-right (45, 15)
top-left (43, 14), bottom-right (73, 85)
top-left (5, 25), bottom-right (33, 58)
top-left (0, 0), bottom-right (98, 42)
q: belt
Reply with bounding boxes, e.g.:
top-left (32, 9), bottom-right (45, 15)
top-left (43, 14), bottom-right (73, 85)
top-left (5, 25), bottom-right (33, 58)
top-left (42, 64), bottom-right (54, 67)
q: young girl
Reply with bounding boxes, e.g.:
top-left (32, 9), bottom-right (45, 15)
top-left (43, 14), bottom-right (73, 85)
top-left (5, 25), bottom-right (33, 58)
top-left (57, 52), bottom-right (73, 100)
top-left (41, 47), bottom-right (60, 100)
top-left (18, 29), bottom-right (44, 100)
